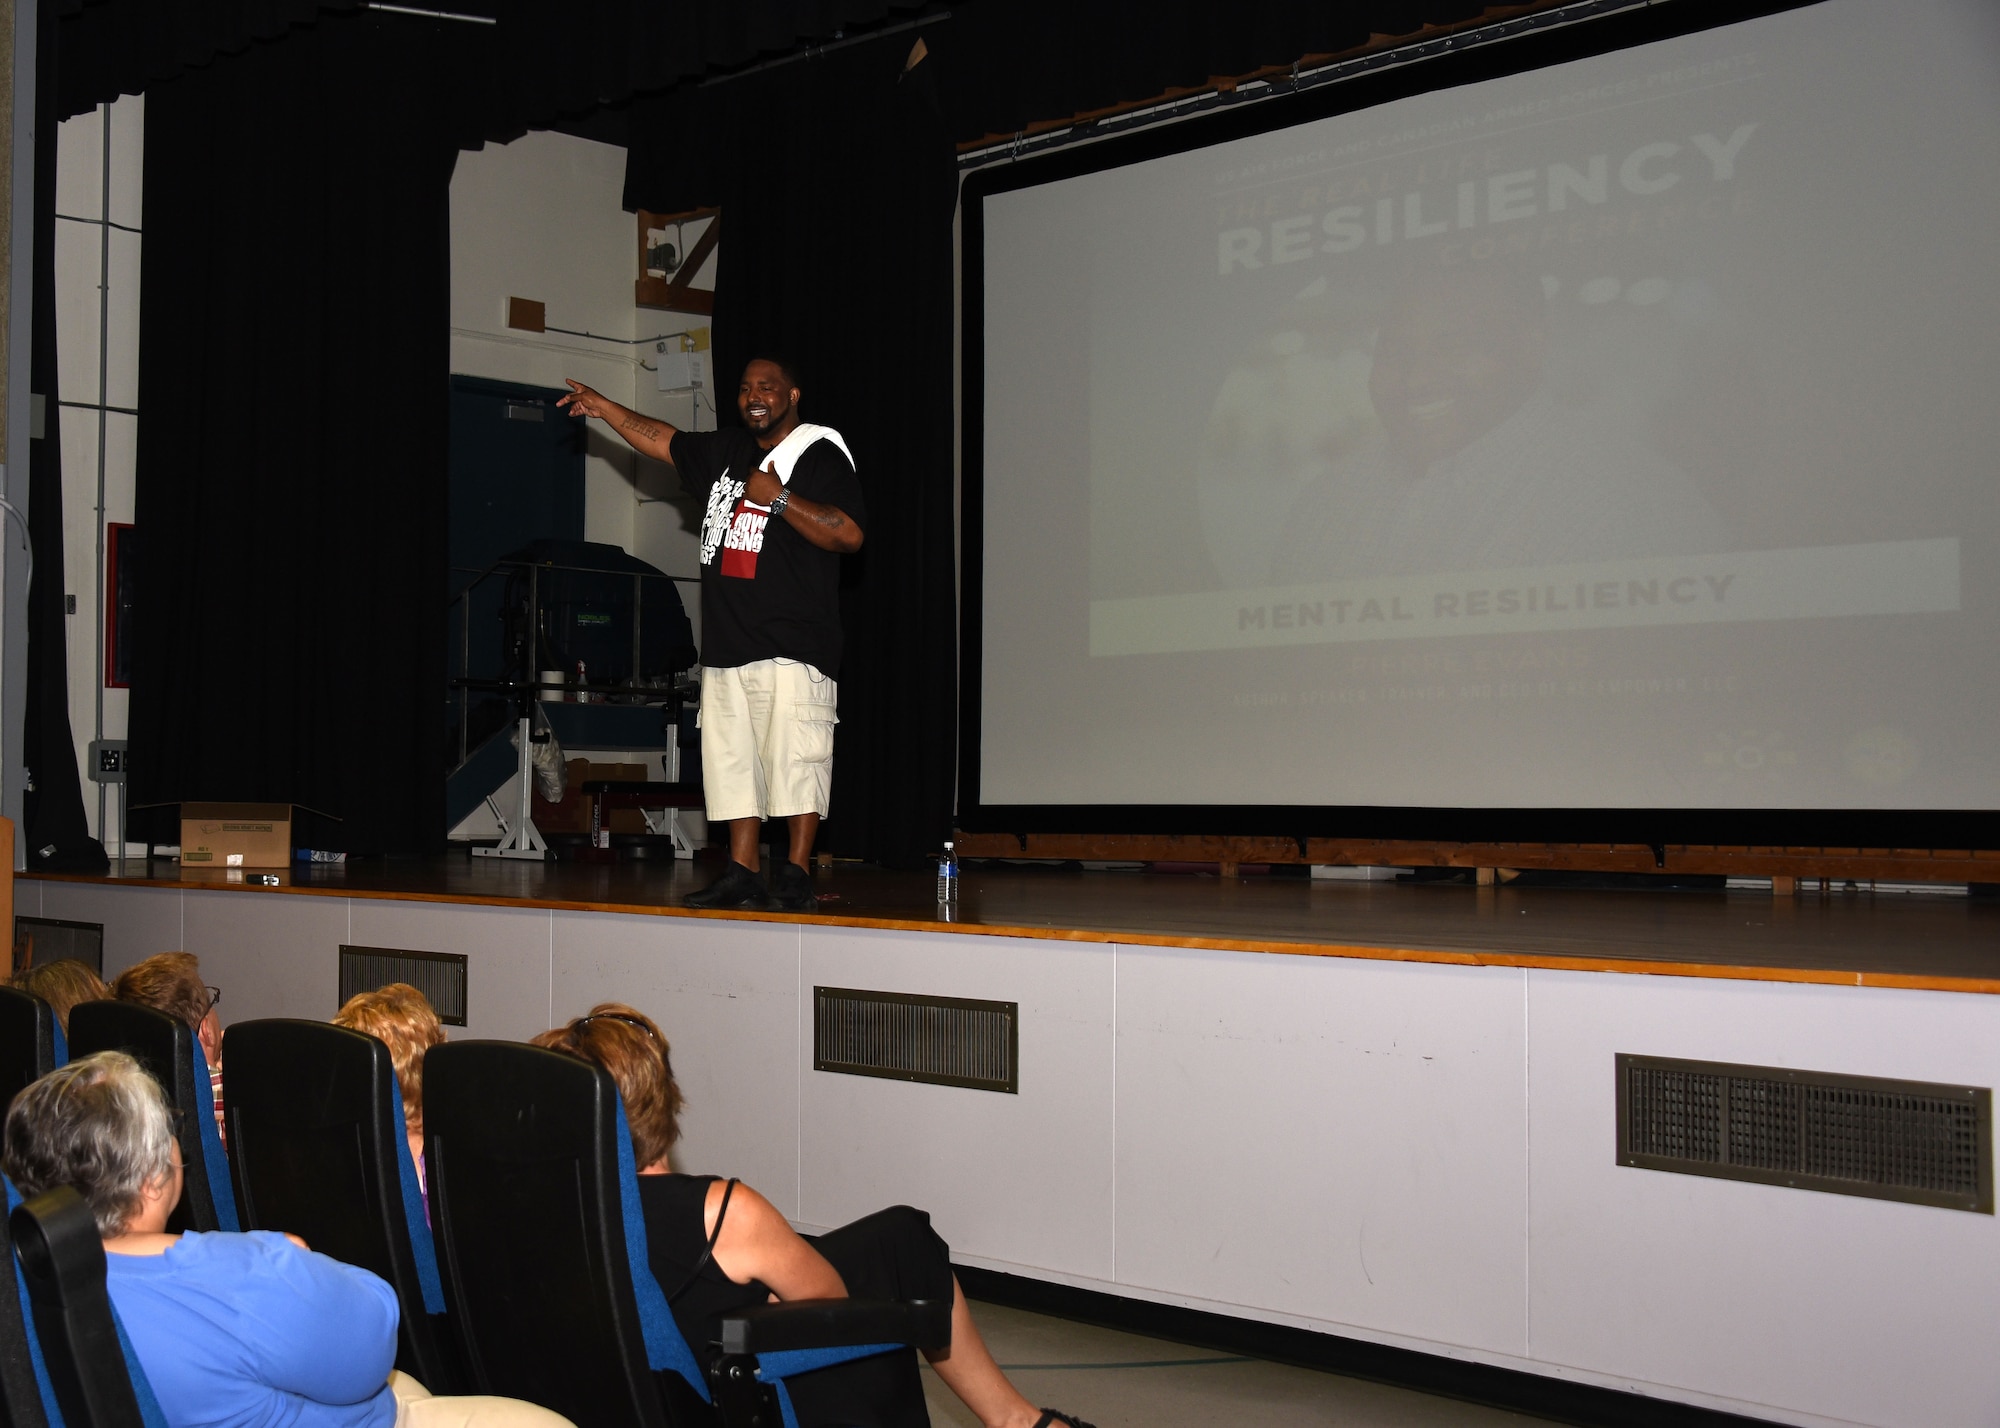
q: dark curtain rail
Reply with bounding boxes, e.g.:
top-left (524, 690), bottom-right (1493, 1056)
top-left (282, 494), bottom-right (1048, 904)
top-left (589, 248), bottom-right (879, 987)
top-left (624, 2), bottom-right (1514, 210)
top-left (56, 1), bottom-right (1525, 153)
top-left (50, 0), bottom-right (942, 135)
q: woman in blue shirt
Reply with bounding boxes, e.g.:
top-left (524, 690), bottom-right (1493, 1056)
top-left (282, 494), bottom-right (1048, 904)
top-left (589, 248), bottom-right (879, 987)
top-left (3, 1051), bottom-right (568, 1428)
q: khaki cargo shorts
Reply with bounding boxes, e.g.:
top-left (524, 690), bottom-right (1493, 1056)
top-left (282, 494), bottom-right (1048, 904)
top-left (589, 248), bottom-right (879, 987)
top-left (698, 659), bottom-right (838, 823)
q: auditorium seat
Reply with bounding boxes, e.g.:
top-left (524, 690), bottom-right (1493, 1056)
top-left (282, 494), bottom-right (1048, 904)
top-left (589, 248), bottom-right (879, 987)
top-left (425, 1040), bottom-right (948, 1427)
top-left (1, 1178), bottom-right (55, 1428)
top-left (0, 986), bottom-right (64, 1114)
top-left (9, 1184), bottom-right (167, 1428)
top-left (65, 1004), bottom-right (237, 1234)
top-left (221, 1019), bottom-right (462, 1392)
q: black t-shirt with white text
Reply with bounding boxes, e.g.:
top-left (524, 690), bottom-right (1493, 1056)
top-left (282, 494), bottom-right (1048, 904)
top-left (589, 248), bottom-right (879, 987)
top-left (668, 428), bottom-right (866, 677)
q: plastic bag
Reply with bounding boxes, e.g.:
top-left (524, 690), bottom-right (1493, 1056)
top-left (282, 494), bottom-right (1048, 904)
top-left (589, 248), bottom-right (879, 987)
top-left (512, 706), bottom-right (568, 803)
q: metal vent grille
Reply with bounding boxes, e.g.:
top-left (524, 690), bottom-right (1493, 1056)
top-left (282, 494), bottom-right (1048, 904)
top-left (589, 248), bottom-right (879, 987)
top-left (14, 917), bottom-right (104, 975)
top-left (814, 987), bottom-right (1017, 1094)
top-left (1618, 1054), bottom-right (1990, 1212)
top-left (338, 946), bottom-right (468, 1027)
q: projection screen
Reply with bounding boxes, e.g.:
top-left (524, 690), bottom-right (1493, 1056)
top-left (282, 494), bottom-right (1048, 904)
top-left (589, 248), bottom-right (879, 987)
top-left (961, 0), bottom-right (2000, 841)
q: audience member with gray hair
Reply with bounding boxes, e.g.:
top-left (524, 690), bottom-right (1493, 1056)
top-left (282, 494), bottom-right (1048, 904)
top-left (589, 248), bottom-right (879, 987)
top-left (5, 1050), bottom-right (172, 1233)
top-left (3, 1052), bottom-right (573, 1428)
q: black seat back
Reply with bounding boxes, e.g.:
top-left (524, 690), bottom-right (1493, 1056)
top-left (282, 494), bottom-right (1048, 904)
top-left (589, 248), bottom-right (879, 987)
top-left (222, 1019), bottom-right (461, 1391)
top-left (9, 1187), bottom-right (145, 1428)
top-left (425, 1041), bottom-right (669, 1427)
top-left (0, 988), bottom-right (60, 1116)
top-left (65, 1003), bottom-right (236, 1233)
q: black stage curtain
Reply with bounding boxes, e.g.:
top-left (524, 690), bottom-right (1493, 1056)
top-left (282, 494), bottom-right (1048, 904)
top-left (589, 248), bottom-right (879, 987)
top-left (629, 43), bottom-right (959, 868)
top-left (51, 0), bottom-right (360, 120)
top-left (126, 13), bottom-right (456, 855)
top-left (22, 4), bottom-right (103, 872)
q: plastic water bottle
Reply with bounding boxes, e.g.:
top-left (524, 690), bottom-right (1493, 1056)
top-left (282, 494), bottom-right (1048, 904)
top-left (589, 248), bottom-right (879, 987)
top-left (936, 840), bottom-right (959, 905)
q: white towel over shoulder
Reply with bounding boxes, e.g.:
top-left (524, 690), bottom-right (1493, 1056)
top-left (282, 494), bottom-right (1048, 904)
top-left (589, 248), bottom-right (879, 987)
top-left (762, 422), bottom-right (855, 483)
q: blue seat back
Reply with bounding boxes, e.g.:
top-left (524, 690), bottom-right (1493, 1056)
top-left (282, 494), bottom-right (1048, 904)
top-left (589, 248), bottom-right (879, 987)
top-left (612, 1103), bottom-right (710, 1396)
top-left (0, 988), bottom-right (61, 1117)
top-left (2, 1176), bottom-right (57, 1428)
top-left (221, 1019), bottom-right (457, 1390)
top-left (8, 1183), bottom-right (169, 1428)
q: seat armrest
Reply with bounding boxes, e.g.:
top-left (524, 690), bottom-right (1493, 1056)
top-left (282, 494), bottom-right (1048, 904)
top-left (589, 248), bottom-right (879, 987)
top-left (720, 1297), bottom-right (952, 1356)
top-left (13, 1187), bottom-right (150, 1428)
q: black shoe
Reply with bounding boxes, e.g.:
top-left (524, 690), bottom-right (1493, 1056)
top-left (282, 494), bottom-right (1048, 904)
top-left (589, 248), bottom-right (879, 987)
top-left (767, 860), bottom-right (818, 912)
top-left (685, 862), bottom-right (770, 909)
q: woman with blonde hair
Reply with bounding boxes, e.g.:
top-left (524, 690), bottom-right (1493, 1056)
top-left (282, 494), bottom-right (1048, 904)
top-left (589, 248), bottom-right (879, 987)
top-left (534, 1004), bottom-right (1092, 1428)
top-left (12, 958), bottom-right (108, 1033)
top-left (334, 983), bottom-right (446, 1190)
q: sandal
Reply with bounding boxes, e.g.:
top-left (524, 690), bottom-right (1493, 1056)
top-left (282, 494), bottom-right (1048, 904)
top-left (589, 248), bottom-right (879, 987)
top-left (1032, 1413), bottom-right (1097, 1428)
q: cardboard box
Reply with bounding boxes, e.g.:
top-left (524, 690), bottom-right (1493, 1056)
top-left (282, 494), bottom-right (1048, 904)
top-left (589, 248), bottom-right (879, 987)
top-left (591, 762), bottom-right (652, 835)
top-left (181, 802), bottom-right (293, 869)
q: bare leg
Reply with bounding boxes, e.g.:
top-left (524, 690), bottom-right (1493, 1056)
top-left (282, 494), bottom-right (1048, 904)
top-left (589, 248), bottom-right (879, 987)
top-left (921, 1277), bottom-right (1041, 1428)
top-left (726, 817), bottom-right (762, 872)
top-left (785, 812), bottom-right (819, 870)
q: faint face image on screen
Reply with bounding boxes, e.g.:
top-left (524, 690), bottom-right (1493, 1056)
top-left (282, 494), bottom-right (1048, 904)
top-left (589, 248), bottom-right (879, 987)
top-left (1369, 265), bottom-right (1547, 473)
top-left (1191, 317), bottom-right (1381, 589)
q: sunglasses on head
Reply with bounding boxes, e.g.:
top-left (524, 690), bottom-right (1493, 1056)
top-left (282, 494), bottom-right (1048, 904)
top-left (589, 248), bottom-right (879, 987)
top-left (574, 1011), bottom-right (657, 1041)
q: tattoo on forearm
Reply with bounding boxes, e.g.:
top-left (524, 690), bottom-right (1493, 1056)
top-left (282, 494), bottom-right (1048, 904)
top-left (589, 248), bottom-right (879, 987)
top-left (620, 415), bottom-right (664, 443)
top-left (804, 506), bottom-right (845, 532)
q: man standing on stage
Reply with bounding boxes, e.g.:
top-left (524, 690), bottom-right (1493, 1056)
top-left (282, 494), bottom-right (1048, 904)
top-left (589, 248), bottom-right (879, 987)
top-left (559, 358), bottom-right (865, 911)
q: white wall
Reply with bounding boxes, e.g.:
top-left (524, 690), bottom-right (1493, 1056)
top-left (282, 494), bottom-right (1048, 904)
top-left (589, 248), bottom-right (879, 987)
top-left (445, 131), bottom-right (712, 846)
top-left (447, 130), bottom-right (707, 598)
top-left (53, 96), bottom-right (143, 849)
top-left (29, 873), bottom-right (2000, 1428)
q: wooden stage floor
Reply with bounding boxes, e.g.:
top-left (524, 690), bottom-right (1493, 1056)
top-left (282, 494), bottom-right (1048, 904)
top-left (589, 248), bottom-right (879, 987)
top-left (33, 853), bottom-right (2000, 995)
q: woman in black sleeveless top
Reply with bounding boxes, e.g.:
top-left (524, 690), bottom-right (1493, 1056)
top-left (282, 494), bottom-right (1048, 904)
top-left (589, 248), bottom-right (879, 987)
top-left (534, 1005), bottom-right (1093, 1428)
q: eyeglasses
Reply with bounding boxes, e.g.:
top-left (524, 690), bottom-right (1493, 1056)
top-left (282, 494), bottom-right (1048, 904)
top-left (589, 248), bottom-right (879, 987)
top-left (574, 1011), bottom-right (656, 1040)
top-left (203, 986), bottom-right (223, 1016)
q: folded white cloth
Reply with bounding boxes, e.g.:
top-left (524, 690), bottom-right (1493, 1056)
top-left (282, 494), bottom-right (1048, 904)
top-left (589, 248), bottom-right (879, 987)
top-left (761, 422), bottom-right (854, 482)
